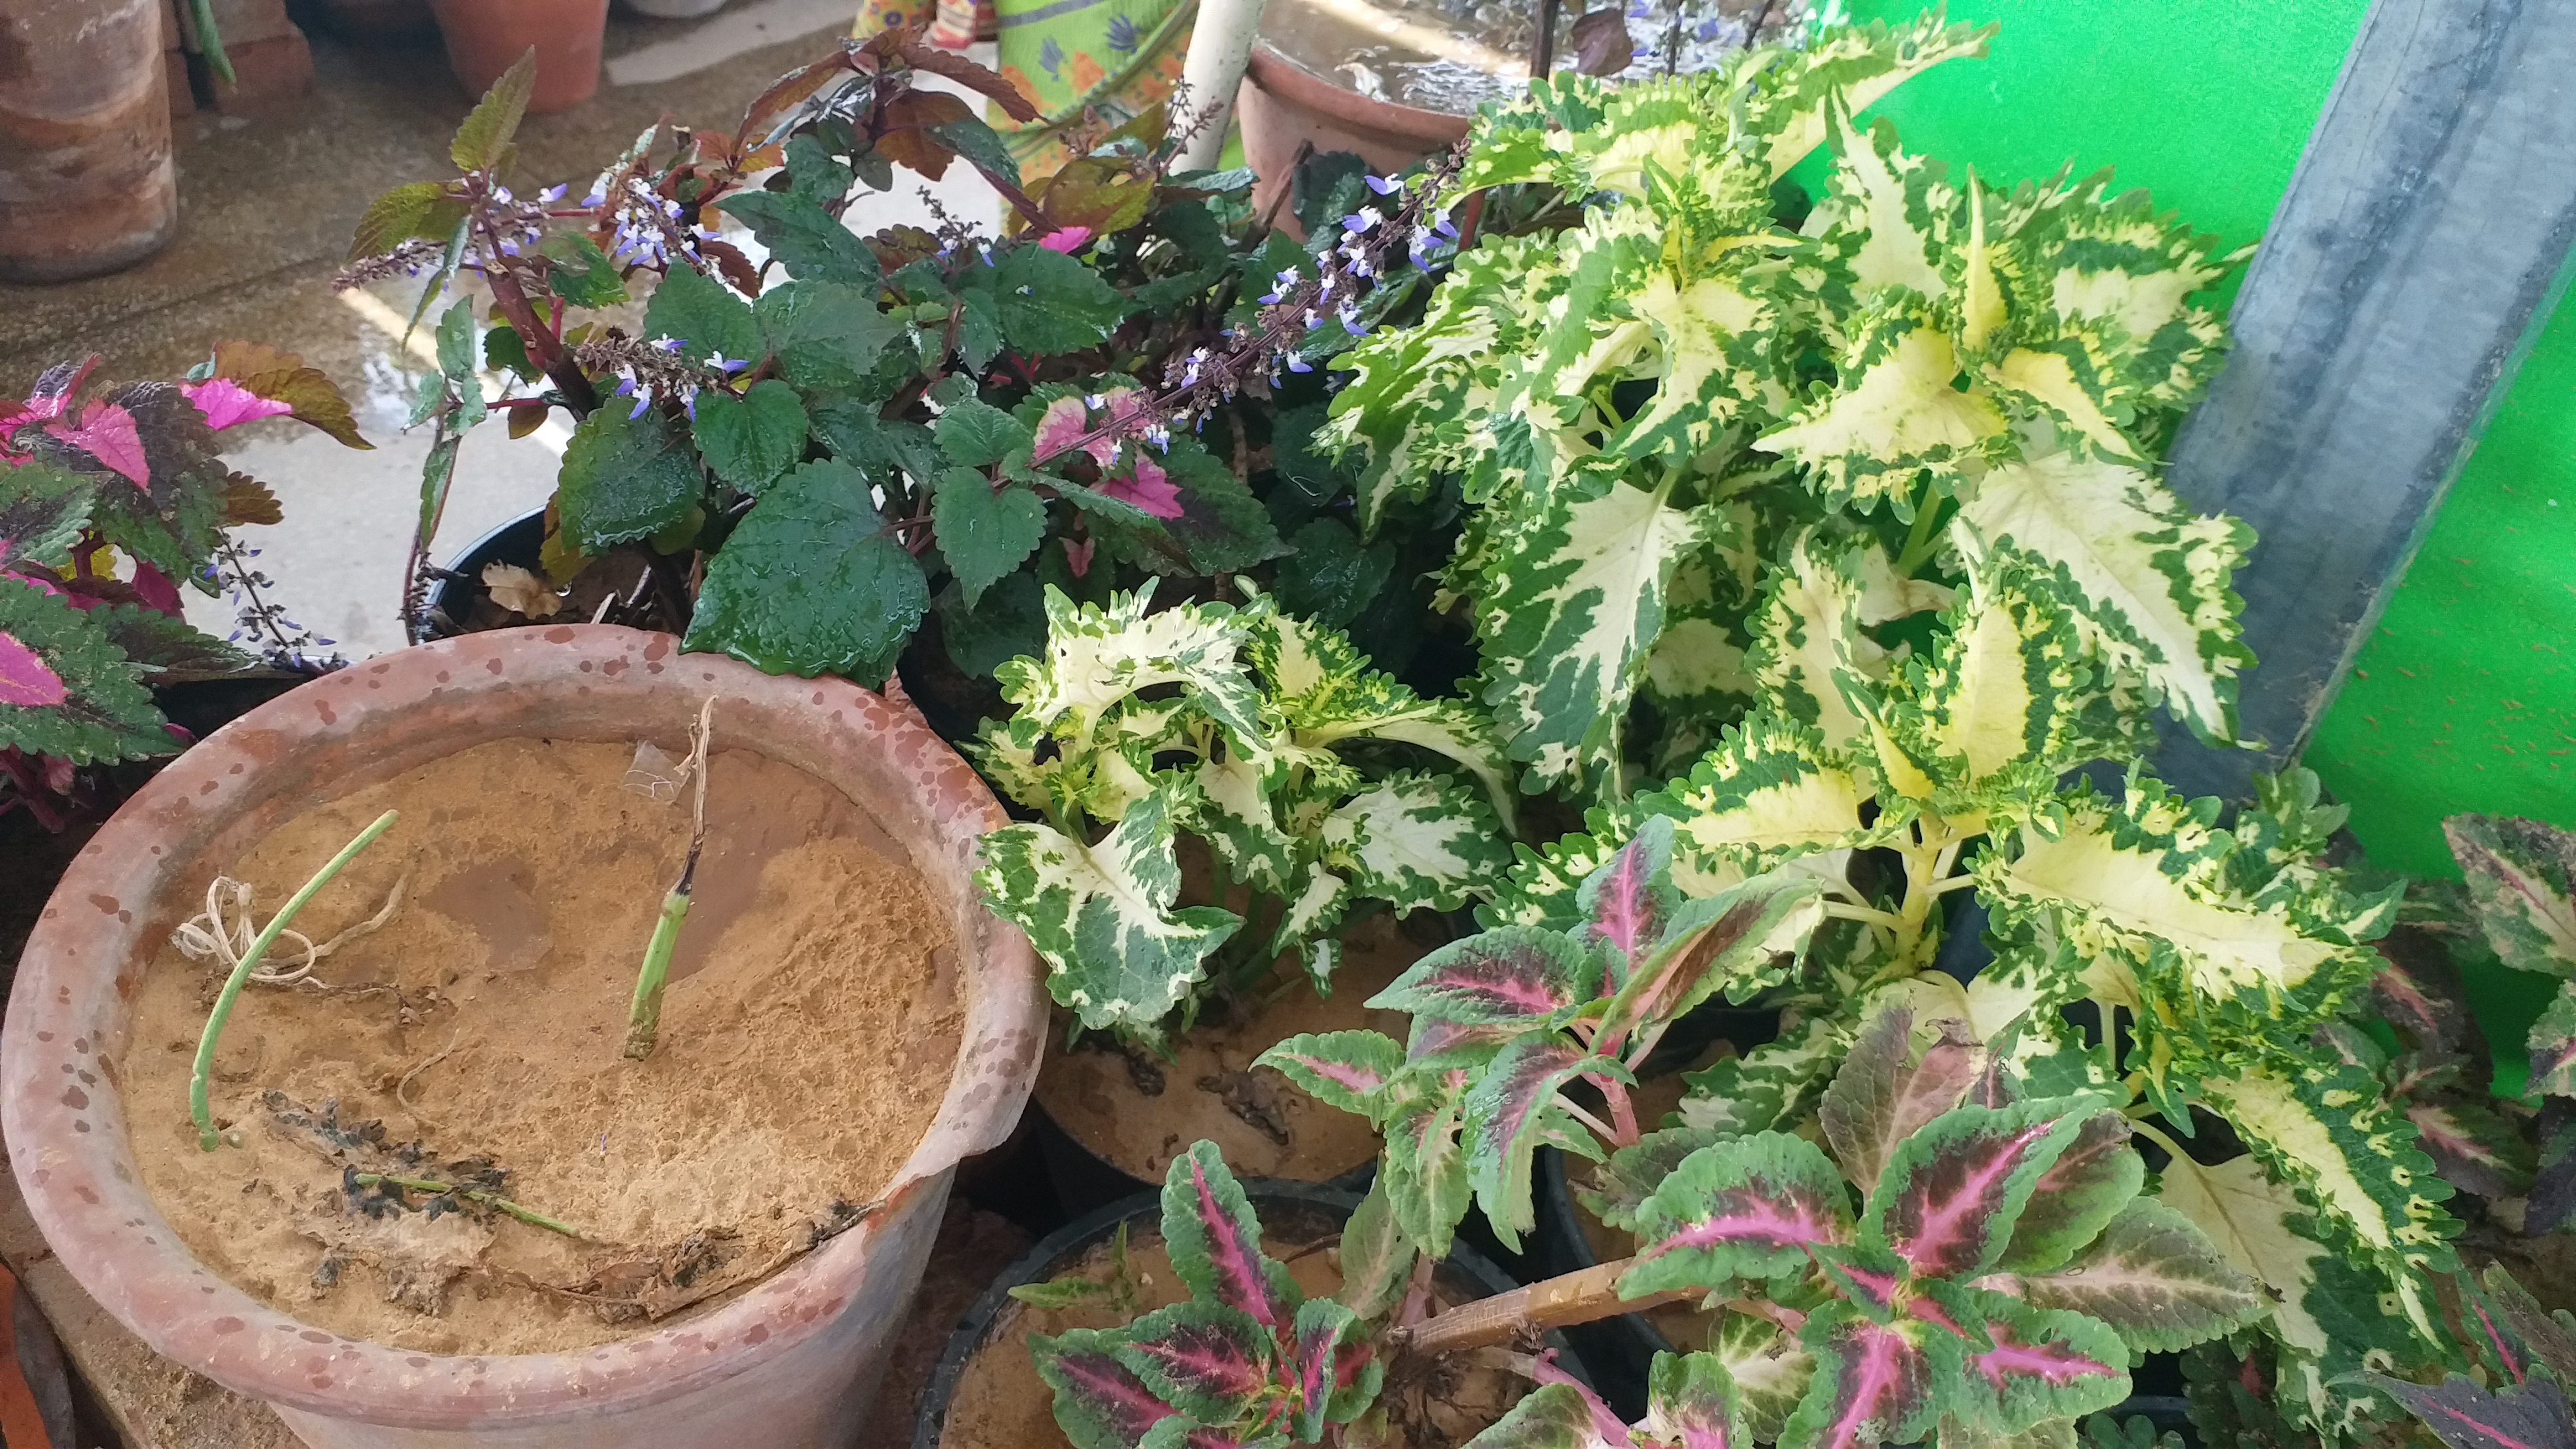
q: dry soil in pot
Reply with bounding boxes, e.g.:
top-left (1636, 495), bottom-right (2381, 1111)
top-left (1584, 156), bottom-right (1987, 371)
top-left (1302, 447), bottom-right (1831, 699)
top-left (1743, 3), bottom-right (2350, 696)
top-left (119, 735), bottom-right (962, 1356)
top-left (1031, 911), bottom-right (1431, 1183)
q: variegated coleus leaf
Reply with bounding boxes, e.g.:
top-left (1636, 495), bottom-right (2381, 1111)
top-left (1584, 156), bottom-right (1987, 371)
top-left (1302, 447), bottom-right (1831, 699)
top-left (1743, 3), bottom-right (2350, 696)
top-left (2533, 981), bottom-right (2576, 1100)
top-left (1947, 426), bottom-right (2252, 745)
top-left (2190, 1059), bottom-right (2457, 1316)
top-left (1596, 868), bottom-right (1825, 1053)
top-left (974, 695), bottom-right (1194, 825)
top-left (1714, 1311), bottom-right (1816, 1442)
top-left (0, 573), bottom-right (173, 764)
top-left (1777, 1303), bottom-right (1955, 1449)
top-left (1942, 1292), bottom-right (2130, 1436)
top-left (2444, 813), bottom-right (2576, 981)
top-left (1366, 926), bottom-right (1600, 1029)
top-left (1242, 600), bottom-right (1517, 820)
top-left (1622, 1130), bottom-right (1855, 1296)
top-left (1380, 1065), bottom-right (1474, 1256)
top-left (1744, 531), bottom-right (1937, 759)
top-left (974, 775), bottom-right (1240, 1033)
top-left (1639, 711), bottom-right (1897, 878)
top-left (1760, 295), bottom-right (2007, 514)
top-left (1818, 1006), bottom-right (1985, 1194)
top-left (1458, 1380), bottom-right (1624, 1449)
top-left (1582, 1124), bottom-right (1727, 1234)
top-left (1289, 1296), bottom-right (1378, 1436)
top-left (1030, 1327), bottom-right (1189, 1449)
top-left (1109, 1301), bottom-right (1277, 1427)
top-left (2369, 1373), bottom-right (2576, 1449)
top-left (1160, 1140), bottom-right (1302, 1331)
top-left (1332, 1176), bottom-right (1417, 1321)
top-left (1992, 1197), bottom-right (2265, 1353)
top-left (1858, 1096), bottom-right (2115, 1282)
top-left (996, 581), bottom-right (1266, 754)
top-left (1636, 1348), bottom-right (1753, 1449)
top-left (2002, 172), bottom-right (2240, 414)
top-left (1257, 1030), bottom-right (1404, 1122)
top-left (0, 462), bottom-right (96, 572)
top-left (1467, 1038), bottom-right (1627, 1251)
top-left (1678, 1014), bottom-right (1852, 1138)
top-left (1317, 771), bottom-right (1512, 917)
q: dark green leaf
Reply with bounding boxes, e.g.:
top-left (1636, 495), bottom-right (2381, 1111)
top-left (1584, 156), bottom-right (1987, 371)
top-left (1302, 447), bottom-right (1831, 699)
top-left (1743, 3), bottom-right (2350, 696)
top-left (755, 281), bottom-right (903, 395)
top-left (718, 190), bottom-right (883, 287)
top-left (850, 145), bottom-right (894, 193)
top-left (1269, 403), bottom-right (1348, 504)
top-left (693, 380), bottom-right (809, 492)
top-left (0, 465), bottom-right (97, 571)
top-left (935, 399), bottom-right (1033, 468)
top-left (539, 233), bottom-right (628, 309)
top-left (683, 460), bottom-right (929, 685)
top-left (555, 405), bottom-right (703, 552)
top-left (925, 114), bottom-right (1023, 191)
top-left (643, 266), bottom-right (761, 370)
top-left (931, 467), bottom-right (1045, 608)
top-left (955, 286), bottom-right (1003, 373)
top-left (449, 50), bottom-right (537, 172)
top-left (784, 134), bottom-right (855, 205)
top-left (347, 181), bottom-right (466, 262)
top-left (93, 603), bottom-right (252, 680)
top-left (937, 570), bottom-right (1046, 677)
top-left (1271, 518), bottom-right (1392, 627)
top-left (991, 244), bottom-right (1130, 354)
top-left (484, 324), bottom-right (536, 382)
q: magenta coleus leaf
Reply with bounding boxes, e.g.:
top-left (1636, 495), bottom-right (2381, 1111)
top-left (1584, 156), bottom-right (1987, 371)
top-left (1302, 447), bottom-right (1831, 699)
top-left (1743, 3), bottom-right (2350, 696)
top-left (1290, 1296), bottom-right (1377, 1436)
top-left (2371, 1374), bottom-right (2576, 1449)
top-left (1991, 1107), bottom-right (2141, 1274)
top-left (1947, 1293), bottom-right (2128, 1434)
top-left (1643, 1349), bottom-right (1748, 1449)
top-left (179, 377), bottom-right (296, 432)
top-left (1159, 1141), bottom-right (1299, 1329)
top-left (1110, 1301), bottom-right (1275, 1427)
top-left (1576, 815), bottom-right (1687, 982)
top-left (1368, 925), bottom-right (1601, 1027)
top-left (16, 357), bottom-right (100, 425)
top-left (1859, 1097), bottom-right (2095, 1280)
top-left (1408, 1014), bottom-right (1518, 1063)
top-left (1597, 873), bottom-right (1821, 1053)
top-left (0, 626), bottom-right (67, 706)
top-left (1622, 1132), bottom-right (1854, 1298)
top-left (45, 401), bottom-right (149, 487)
top-left (1257, 1030), bottom-right (1403, 1119)
top-left (1819, 1007), bottom-right (1983, 1193)
top-left (1466, 1038), bottom-right (1623, 1252)
top-left (1031, 1327), bottom-right (1187, 1449)
top-left (1778, 1304), bottom-right (1951, 1449)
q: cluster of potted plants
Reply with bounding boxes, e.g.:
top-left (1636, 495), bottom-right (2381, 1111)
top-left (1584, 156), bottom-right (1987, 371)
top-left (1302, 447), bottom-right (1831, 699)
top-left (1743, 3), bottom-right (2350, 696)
top-left (4, 10), bottom-right (2574, 1449)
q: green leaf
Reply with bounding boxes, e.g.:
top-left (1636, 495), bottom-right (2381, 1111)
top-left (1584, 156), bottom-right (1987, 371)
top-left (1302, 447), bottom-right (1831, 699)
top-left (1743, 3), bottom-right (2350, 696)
top-left (539, 233), bottom-right (628, 309)
top-left (0, 576), bottom-right (172, 764)
top-left (973, 777), bottom-right (1240, 1031)
top-left (449, 49), bottom-right (537, 171)
top-left (555, 405), bottom-right (703, 552)
top-left (935, 398), bottom-right (1035, 468)
top-left (932, 468), bottom-right (1045, 608)
top-left (783, 134), bottom-right (854, 204)
top-left (718, 190), bottom-right (883, 287)
top-left (2532, 981), bottom-right (2576, 1097)
top-left (681, 458), bottom-right (928, 684)
top-left (1318, 771), bottom-right (1512, 915)
top-left (1334, 1176), bottom-right (1417, 1320)
top-left (693, 379), bottom-right (809, 491)
top-left (643, 265), bottom-right (762, 370)
top-left (0, 465), bottom-right (97, 572)
top-left (756, 281), bottom-right (905, 394)
top-left (347, 180), bottom-right (467, 262)
top-left (991, 243), bottom-right (1130, 353)
top-left (936, 570), bottom-right (1046, 678)
top-left (1273, 517), bottom-right (1395, 629)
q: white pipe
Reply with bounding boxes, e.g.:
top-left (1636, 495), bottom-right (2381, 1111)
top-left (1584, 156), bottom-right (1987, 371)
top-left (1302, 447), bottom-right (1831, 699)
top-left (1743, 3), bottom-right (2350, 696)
top-left (1171, 0), bottom-right (1273, 171)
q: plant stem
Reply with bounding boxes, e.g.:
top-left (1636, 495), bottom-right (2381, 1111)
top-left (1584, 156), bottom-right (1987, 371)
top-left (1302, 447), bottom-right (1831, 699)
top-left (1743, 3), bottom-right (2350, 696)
top-left (1390, 1256), bottom-right (1687, 1360)
top-left (1894, 486), bottom-right (1947, 576)
top-left (626, 698), bottom-right (716, 1060)
top-left (192, 809), bottom-right (400, 1150)
top-left (186, 0), bottom-right (234, 84)
top-left (349, 1173), bottom-right (584, 1238)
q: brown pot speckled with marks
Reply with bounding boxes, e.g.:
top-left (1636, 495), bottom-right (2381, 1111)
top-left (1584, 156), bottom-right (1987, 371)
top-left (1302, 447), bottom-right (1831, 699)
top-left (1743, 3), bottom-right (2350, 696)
top-left (1, 626), bottom-right (1044, 1449)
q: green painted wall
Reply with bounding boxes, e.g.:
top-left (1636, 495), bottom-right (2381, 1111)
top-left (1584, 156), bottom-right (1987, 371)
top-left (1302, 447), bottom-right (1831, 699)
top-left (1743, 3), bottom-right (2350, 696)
top-left (1839, 0), bottom-right (2576, 1092)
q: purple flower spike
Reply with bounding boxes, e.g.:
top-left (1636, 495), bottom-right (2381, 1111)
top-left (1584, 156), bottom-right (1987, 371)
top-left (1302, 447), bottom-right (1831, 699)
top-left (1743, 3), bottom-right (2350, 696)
top-left (656, 337), bottom-right (684, 353)
top-left (614, 376), bottom-right (638, 397)
top-left (713, 356), bottom-right (750, 373)
top-left (1258, 291), bottom-right (1283, 305)
top-left (539, 184), bottom-right (568, 203)
top-left (1434, 216), bottom-right (1459, 239)
top-left (1286, 355), bottom-right (1313, 373)
top-left (1363, 173), bottom-right (1402, 196)
top-left (628, 393), bottom-right (653, 420)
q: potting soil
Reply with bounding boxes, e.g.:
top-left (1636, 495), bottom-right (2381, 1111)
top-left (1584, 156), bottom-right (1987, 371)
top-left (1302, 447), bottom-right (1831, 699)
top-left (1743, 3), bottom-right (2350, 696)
top-left (121, 736), bottom-right (960, 1355)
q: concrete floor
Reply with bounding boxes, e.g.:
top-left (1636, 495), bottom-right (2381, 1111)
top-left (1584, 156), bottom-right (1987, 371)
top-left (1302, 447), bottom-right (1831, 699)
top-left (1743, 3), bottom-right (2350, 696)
top-left (1, 0), bottom-right (1000, 660)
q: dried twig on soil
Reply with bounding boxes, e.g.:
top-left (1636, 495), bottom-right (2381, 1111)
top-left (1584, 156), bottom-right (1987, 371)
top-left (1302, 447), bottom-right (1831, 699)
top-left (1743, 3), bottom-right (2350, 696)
top-left (394, 1027), bottom-right (466, 1130)
top-left (624, 698), bottom-right (717, 1060)
top-left (174, 866), bottom-right (410, 990)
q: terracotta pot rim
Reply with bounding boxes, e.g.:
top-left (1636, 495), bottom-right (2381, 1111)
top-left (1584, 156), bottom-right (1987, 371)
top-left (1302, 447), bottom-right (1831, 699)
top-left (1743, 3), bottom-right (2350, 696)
top-left (0, 626), bottom-right (1043, 1428)
top-left (1246, 40), bottom-right (1474, 147)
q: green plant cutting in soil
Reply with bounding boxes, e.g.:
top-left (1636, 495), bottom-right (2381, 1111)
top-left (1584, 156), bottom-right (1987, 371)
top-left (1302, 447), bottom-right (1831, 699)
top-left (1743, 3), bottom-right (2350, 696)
top-left (0, 349), bottom-right (368, 828)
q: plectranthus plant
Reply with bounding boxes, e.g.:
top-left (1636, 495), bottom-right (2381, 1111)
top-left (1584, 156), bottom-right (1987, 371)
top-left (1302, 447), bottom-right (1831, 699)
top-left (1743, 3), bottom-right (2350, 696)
top-left (970, 582), bottom-right (1516, 1040)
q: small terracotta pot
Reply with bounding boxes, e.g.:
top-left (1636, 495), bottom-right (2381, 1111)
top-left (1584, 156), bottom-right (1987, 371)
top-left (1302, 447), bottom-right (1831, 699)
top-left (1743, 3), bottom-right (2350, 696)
top-left (0, 0), bottom-right (178, 282)
top-left (1, 626), bottom-right (1045, 1448)
top-left (427, 0), bottom-right (609, 113)
top-left (1237, 40), bottom-right (1466, 238)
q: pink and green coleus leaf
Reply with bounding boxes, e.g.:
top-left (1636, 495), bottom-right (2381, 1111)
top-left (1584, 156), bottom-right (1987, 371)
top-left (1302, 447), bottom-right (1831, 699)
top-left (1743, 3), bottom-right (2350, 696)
top-left (1944, 1294), bottom-right (2129, 1436)
top-left (1990, 1106), bottom-right (2142, 1275)
top-left (1597, 872), bottom-right (1824, 1053)
top-left (1575, 814), bottom-right (1689, 984)
top-left (1134, 1416), bottom-right (1266, 1449)
top-left (1333, 1176), bottom-right (1418, 1320)
top-left (1643, 1348), bottom-right (1749, 1449)
top-left (1109, 1301), bottom-right (1276, 1425)
top-left (1778, 1303), bottom-right (1955, 1449)
top-left (2530, 982), bottom-right (2576, 1099)
top-left (1382, 1072), bottom-right (1472, 1256)
top-left (2407, 1095), bottom-right (2539, 1200)
top-left (1459, 1381), bottom-right (1623, 1448)
top-left (1819, 1007), bottom-right (1984, 1194)
top-left (2444, 814), bottom-right (2576, 980)
top-left (0, 463), bottom-right (95, 572)
top-left (1257, 1030), bottom-right (1403, 1121)
top-left (1467, 1039), bottom-right (1627, 1251)
top-left (0, 575), bottom-right (172, 764)
top-left (1623, 1131), bottom-right (1855, 1298)
top-left (1031, 1327), bottom-right (1187, 1449)
top-left (1712, 1313), bottom-right (1814, 1443)
top-left (2002, 1198), bottom-right (2265, 1354)
top-left (2369, 1373), bottom-right (2576, 1449)
top-left (1859, 1096), bottom-right (2104, 1281)
top-left (1580, 1124), bottom-right (1727, 1234)
top-left (1368, 925), bottom-right (1602, 1027)
top-left (1159, 1141), bottom-right (1300, 1329)
top-left (1290, 1296), bottom-right (1379, 1435)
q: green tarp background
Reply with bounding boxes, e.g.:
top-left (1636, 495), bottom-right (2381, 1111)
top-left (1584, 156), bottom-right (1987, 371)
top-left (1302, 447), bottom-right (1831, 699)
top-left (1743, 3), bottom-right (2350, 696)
top-left (1842, 0), bottom-right (2576, 1090)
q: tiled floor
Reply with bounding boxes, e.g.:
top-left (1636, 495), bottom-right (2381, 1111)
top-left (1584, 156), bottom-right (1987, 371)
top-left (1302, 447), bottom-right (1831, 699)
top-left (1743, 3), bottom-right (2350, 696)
top-left (2, 0), bottom-right (1001, 660)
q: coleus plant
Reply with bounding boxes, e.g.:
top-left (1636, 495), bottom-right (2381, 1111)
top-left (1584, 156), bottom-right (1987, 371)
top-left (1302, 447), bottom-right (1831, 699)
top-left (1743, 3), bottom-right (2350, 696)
top-left (1, 349), bottom-right (366, 825)
top-left (971, 581), bottom-right (1516, 1039)
top-left (2442, 815), bottom-right (2576, 1106)
top-left (347, 36), bottom-right (1472, 704)
top-left (2368, 1263), bottom-right (2576, 1449)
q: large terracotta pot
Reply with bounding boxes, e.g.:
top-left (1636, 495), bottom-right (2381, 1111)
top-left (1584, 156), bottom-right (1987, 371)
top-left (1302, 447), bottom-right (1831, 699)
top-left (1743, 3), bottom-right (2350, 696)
top-left (1237, 40), bottom-right (1466, 237)
top-left (0, 0), bottom-right (178, 282)
top-left (1, 626), bottom-right (1045, 1448)
top-left (427, 0), bottom-right (609, 113)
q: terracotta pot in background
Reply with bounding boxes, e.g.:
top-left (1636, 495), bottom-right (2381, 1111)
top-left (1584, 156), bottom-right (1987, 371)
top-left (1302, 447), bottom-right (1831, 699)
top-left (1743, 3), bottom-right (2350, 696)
top-left (1237, 40), bottom-right (1465, 238)
top-left (0, 0), bottom-right (178, 283)
top-left (1, 627), bottom-right (1045, 1448)
top-left (427, 0), bottom-right (609, 112)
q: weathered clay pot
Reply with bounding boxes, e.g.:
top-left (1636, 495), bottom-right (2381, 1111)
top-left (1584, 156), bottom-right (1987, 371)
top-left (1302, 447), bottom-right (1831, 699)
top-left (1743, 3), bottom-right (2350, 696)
top-left (427, 0), bottom-right (609, 112)
top-left (1237, 40), bottom-right (1466, 236)
top-left (1, 626), bottom-right (1045, 1448)
top-left (0, 0), bottom-right (178, 282)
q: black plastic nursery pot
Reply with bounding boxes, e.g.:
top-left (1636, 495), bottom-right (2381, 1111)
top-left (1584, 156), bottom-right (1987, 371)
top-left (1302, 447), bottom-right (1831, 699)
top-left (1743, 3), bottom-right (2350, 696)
top-left (911, 1180), bottom-right (1589, 1448)
top-left (418, 506), bottom-right (546, 631)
